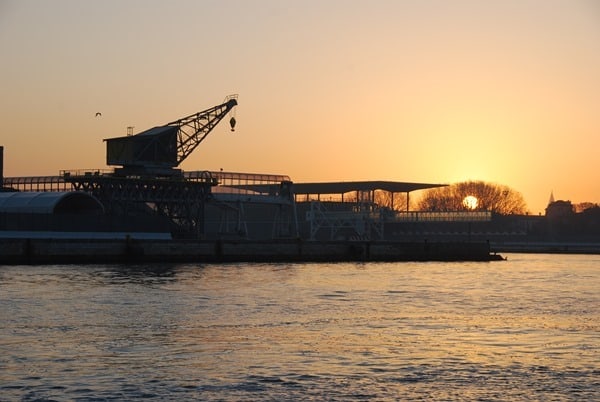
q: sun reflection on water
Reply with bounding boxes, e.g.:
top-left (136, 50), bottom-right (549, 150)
top-left (0, 256), bottom-right (598, 400)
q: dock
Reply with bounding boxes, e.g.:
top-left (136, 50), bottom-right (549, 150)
top-left (0, 238), bottom-right (501, 264)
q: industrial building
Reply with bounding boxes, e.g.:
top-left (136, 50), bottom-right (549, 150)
top-left (0, 96), bottom-right (499, 243)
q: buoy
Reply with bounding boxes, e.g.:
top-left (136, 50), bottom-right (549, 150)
top-left (229, 116), bottom-right (236, 132)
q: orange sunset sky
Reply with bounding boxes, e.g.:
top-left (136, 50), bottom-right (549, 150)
top-left (1, 0), bottom-right (599, 214)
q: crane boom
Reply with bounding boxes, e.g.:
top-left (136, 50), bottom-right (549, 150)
top-left (105, 95), bottom-right (238, 177)
top-left (170, 95), bottom-right (238, 165)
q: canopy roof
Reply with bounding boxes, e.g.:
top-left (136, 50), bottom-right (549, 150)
top-left (226, 180), bottom-right (447, 196)
top-left (292, 181), bottom-right (447, 195)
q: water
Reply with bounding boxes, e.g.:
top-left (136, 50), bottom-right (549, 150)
top-left (1, 254), bottom-right (598, 401)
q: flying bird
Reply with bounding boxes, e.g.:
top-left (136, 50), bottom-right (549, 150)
top-left (95, 112), bottom-right (102, 117)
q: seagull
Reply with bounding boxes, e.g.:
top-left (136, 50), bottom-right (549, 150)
top-left (95, 112), bottom-right (102, 117)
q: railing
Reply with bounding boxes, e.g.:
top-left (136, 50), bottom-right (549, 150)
top-left (5, 170), bottom-right (292, 194)
top-left (392, 211), bottom-right (492, 222)
top-left (3, 176), bottom-right (73, 192)
top-left (186, 170), bottom-right (291, 196)
top-left (306, 200), bottom-right (384, 240)
top-left (306, 210), bottom-right (380, 221)
top-left (59, 169), bottom-right (113, 178)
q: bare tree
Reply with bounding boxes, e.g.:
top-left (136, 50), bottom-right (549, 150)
top-left (417, 181), bottom-right (528, 215)
top-left (374, 190), bottom-right (410, 211)
top-left (574, 202), bottom-right (599, 213)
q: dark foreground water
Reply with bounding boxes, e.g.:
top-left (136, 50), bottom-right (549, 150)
top-left (1, 254), bottom-right (598, 401)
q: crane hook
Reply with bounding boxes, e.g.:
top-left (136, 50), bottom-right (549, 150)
top-left (229, 116), bottom-right (236, 132)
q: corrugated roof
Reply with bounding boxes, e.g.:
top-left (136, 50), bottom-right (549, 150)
top-left (136, 125), bottom-right (178, 137)
top-left (104, 125), bottom-right (178, 141)
top-left (0, 192), bottom-right (104, 214)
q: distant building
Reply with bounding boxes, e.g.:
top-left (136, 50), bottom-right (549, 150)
top-left (545, 200), bottom-right (574, 221)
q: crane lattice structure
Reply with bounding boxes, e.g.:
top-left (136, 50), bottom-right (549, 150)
top-left (62, 96), bottom-right (238, 238)
top-left (105, 94), bottom-right (238, 177)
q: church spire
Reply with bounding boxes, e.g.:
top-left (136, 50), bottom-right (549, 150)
top-left (548, 191), bottom-right (555, 205)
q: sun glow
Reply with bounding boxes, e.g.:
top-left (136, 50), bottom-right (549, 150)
top-left (463, 195), bottom-right (478, 210)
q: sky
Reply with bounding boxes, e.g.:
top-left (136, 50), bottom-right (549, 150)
top-left (1, 0), bottom-right (599, 214)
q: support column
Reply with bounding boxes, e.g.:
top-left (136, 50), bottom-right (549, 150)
top-left (0, 146), bottom-right (3, 190)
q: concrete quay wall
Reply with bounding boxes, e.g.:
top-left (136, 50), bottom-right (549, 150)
top-left (0, 238), bottom-right (499, 264)
top-left (490, 241), bottom-right (600, 254)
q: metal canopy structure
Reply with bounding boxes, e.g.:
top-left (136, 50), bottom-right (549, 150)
top-left (292, 181), bottom-right (447, 196)
top-left (292, 180), bottom-right (448, 212)
top-left (228, 181), bottom-right (446, 200)
top-left (291, 181), bottom-right (448, 241)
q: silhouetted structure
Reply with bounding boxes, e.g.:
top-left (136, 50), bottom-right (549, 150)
top-left (0, 93), bottom-right (598, 248)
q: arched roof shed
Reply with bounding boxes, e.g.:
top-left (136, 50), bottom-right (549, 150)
top-left (0, 192), bottom-right (104, 214)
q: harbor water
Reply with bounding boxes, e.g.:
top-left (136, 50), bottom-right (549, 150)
top-left (1, 254), bottom-right (598, 400)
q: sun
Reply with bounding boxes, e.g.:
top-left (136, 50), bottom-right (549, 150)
top-left (463, 195), bottom-right (478, 210)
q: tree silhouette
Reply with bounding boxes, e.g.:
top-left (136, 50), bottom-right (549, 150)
top-left (374, 190), bottom-right (409, 211)
top-left (417, 181), bottom-right (527, 215)
top-left (574, 202), bottom-right (599, 213)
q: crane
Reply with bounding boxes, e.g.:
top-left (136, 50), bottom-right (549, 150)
top-left (105, 95), bottom-right (238, 177)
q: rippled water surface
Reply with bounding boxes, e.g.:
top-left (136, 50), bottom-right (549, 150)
top-left (1, 254), bottom-right (599, 400)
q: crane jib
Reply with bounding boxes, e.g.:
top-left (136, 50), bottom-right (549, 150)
top-left (104, 95), bottom-right (238, 177)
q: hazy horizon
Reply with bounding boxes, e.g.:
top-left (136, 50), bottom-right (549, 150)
top-left (1, 0), bottom-right (599, 214)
